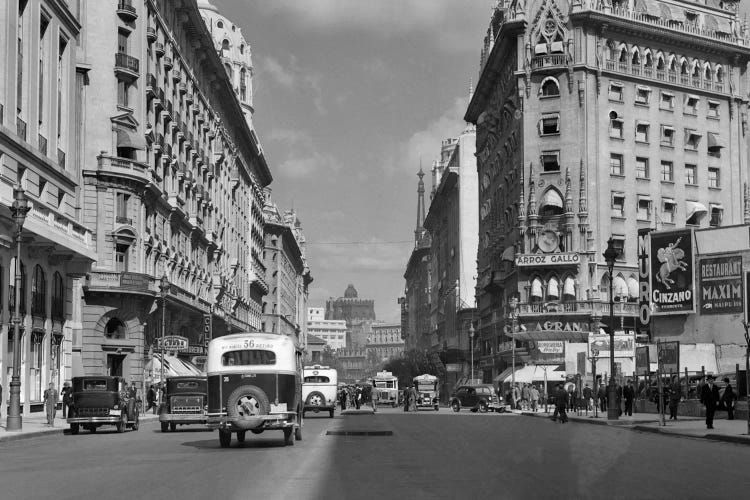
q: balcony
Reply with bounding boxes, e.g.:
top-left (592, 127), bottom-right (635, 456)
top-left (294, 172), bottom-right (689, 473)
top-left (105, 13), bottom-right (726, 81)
top-left (164, 100), bottom-right (173, 119)
top-left (38, 134), bottom-right (48, 156)
top-left (17, 117), bottom-right (27, 141)
top-left (185, 93), bottom-right (193, 105)
top-left (116, 216), bottom-right (133, 225)
top-left (114, 52), bottom-right (140, 81)
top-left (116, 0), bottom-right (137, 21)
top-left (96, 154), bottom-right (152, 186)
top-left (154, 42), bottom-right (165, 57)
top-left (154, 88), bottom-right (165, 110)
top-left (146, 27), bottom-right (156, 43)
top-left (163, 56), bottom-right (173, 70)
top-left (178, 82), bottom-right (187, 94)
top-left (172, 70), bottom-right (181, 83)
top-left (516, 299), bottom-right (638, 317)
top-left (530, 54), bottom-right (566, 72)
top-left (57, 148), bottom-right (66, 169)
top-left (86, 271), bottom-right (158, 296)
top-left (146, 73), bottom-right (157, 98)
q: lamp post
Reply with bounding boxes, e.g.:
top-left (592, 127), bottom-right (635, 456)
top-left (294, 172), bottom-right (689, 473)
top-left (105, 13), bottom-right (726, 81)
top-left (159, 274), bottom-right (169, 406)
top-left (468, 323), bottom-right (475, 383)
top-left (591, 348), bottom-right (599, 418)
top-left (6, 185), bottom-right (30, 431)
top-left (510, 297), bottom-right (519, 391)
top-left (742, 319), bottom-right (749, 436)
top-left (603, 237), bottom-right (619, 420)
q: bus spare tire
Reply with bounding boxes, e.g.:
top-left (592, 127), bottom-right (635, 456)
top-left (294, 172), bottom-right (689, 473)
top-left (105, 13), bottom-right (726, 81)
top-left (305, 391), bottom-right (326, 412)
top-left (226, 385), bottom-right (270, 430)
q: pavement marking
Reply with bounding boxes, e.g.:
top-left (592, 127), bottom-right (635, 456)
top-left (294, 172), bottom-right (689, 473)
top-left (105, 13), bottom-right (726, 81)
top-left (325, 430), bottom-right (393, 436)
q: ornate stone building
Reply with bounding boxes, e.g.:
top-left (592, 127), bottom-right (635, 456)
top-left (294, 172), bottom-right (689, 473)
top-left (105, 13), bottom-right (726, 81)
top-left (325, 284), bottom-right (376, 348)
top-left (367, 322), bottom-right (404, 364)
top-left (76, 0), bottom-right (271, 382)
top-left (1, 0), bottom-right (95, 414)
top-left (465, 0), bottom-right (750, 383)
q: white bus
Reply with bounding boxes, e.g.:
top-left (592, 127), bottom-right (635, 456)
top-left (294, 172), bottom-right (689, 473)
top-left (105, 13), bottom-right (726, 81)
top-left (371, 370), bottom-right (399, 407)
top-left (302, 365), bottom-right (338, 418)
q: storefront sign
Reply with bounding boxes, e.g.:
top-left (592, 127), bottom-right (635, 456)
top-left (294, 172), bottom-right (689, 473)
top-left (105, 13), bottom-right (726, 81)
top-left (445, 363), bottom-right (461, 372)
top-left (522, 320), bottom-right (586, 333)
top-left (588, 333), bottom-right (635, 358)
top-left (635, 346), bottom-right (650, 374)
top-left (537, 341), bottom-right (565, 354)
top-left (699, 255), bottom-right (743, 315)
top-left (637, 228), bottom-right (651, 337)
top-left (650, 228), bottom-right (695, 315)
top-left (157, 335), bottom-right (189, 350)
top-left (658, 341), bottom-right (679, 374)
top-left (203, 313), bottom-right (212, 347)
top-left (515, 253), bottom-right (580, 267)
top-left (120, 272), bottom-right (150, 289)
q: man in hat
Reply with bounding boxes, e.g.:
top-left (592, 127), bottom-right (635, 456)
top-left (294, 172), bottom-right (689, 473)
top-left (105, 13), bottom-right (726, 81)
top-left (61, 381), bottom-right (73, 418)
top-left (700, 374), bottom-right (721, 429)
top-left (43, 382), bottom-right (58, 426)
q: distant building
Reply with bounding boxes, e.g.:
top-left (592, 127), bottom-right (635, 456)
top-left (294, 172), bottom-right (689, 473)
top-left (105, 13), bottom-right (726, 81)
top-left (305, 334), bottom-right (326, 364)
top-left (325, 284), bottom-right (376, 348)
top-left (307, 307), bottom-right (325, 321)
top-left (337, 347), bottom-right (367, 384)
top-left (368, 322), bottom-right (404, 363)
top-left (307, 307), bottom-right (347, 350)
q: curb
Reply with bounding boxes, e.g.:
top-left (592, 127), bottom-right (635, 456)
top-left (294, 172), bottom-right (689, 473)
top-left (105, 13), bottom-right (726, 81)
top-left (0, 414), bottom-right (160, 444)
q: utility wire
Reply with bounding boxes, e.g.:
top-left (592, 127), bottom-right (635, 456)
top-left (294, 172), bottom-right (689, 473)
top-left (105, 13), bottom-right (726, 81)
top-left (305, 240), bottom-right (412, 246)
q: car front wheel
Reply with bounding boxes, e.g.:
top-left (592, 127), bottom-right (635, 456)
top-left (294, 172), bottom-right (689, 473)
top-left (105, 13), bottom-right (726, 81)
top-left (451, 401), bottom-right (460, 412)
top-left (479, 401), bottom-right (488, 413)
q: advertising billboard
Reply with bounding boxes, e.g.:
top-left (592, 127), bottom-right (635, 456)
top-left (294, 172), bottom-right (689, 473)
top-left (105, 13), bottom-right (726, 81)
top-left (698, 255), bottom-right (743, 315)
top-left (635, 346), bottom-right (650, 374)
top-left (650, 228), bottom-right (695, 315)
top-left (537, 341), bottom-right (565, 354)
top-left (588, 333), bottom-right (635, 358)
top-left (637, 228), bottom-right (652, 337)
top-left (657, 341), bottom-right (680, 374)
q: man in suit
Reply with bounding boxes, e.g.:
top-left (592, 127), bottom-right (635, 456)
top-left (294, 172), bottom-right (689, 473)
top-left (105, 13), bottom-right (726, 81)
top-left (43, 382), bottom-right (58, 426)
top-left (700, 374), bottom-right (721, 429)
top-left (623, 379), bottom-right (635, 416)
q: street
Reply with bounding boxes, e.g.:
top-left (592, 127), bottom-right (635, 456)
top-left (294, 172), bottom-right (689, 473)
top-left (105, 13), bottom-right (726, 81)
top-left (2, 408), bottom-right (749, 500)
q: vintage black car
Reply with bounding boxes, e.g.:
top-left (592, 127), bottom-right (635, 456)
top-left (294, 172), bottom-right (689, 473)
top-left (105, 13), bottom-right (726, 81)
top-left (206, 333), bottom-right (303, 448)
top-left (159, 376), bottom-right (208, 432)
top-left (449, 384), bottom-right (504, 413)
top-left (67, 376), bottom-right (139, 434)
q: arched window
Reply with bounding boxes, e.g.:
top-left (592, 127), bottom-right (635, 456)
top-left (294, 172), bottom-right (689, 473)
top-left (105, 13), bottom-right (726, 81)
top-left (626, 276), bottom-right (639, 302)
top-left (530, 278), bottom-right (543, 303)
top-left (656, 55), bottom-right (665, 70)
top-left (239, 44), bottom-right (244, 54)
top-left (32, 264), bottom-right (46, 317)
top-left (600, 274), bottom-right (610, 302)
top-left (613, 275), bottom-right (628, 302)
top-left (52, 271), bottom-right (64, 320)
top-left (563, 276), bottom-right (576, 301)
top-left (668, 56), bottom-right (677, 72)
top-left (631, 49), bottom-right (640, 66)
top-left (704, 64), bottom-right (712, 81)
top-left (716, 66), bottom-right (724, 82)
top-left (104, 318), bottom-right (126, 339)
top-left (691, 62), bottom-right (700, 78)
top-left (680, 59), bottom-right (689, 75)
top-left (540, 77), bottom-right (560, 97)
top-left (618, 46), bottom-right (628, 63)
top-left (547, 277), bottom-right (559, 300)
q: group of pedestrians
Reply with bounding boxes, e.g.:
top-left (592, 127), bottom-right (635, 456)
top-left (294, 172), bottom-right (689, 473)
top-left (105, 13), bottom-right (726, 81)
top-left (338, 384), bottom-right (364, 411)
top-left (507, 383), bottom-right (541, 411)
top-left (402, 384), bottom-right (418, 412)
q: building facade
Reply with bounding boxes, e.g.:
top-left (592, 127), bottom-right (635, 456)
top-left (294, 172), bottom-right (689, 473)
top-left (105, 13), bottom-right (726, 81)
top-left (325, 284), bottom-right (376, 348)
top-left (465, 0), bottom-right (750, 383)
top-left (261, 190), bottom-right (312, 344)
top-left (337, 347), bottom-right (367, 384)
top-left (76, 0), bottom-right (271, 382)
top-left (367, 322), bottom-right (404, 364)
top-left (1, 0), bottom-right (95, 414)
top-left (307, 307), bottom-right (347, 350)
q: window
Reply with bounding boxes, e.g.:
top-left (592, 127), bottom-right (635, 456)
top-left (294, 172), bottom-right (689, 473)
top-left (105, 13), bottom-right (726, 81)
top-left (684, 95), bottom-right (699, 115)
top-left (611, 236), bottom-right (625, 260)
top-left (708, 167), bottom-right (720, 188)
top-left (611, 193), bottom-right (625, 217)
top-left (115, 243), bottom-right (129, 272)
top-left (710, 205), bottom-right (723, 227)
top-left (662, 199), bottom-right (676, 223)
top-left (540, 78), bottom-right (560, 97)
top-left (685, 164), bottom-right (696, 185)
top-left (660, 126), bottom-right (674, 147)
top-left (707, 101), bottom-right (719, 119)
top-left (635, 122), bottom-right (650, 143)
top-left (117, 81), bottom-right (130, 107)
top-left (661, 161), bottom-right (674, 182)
top-left (117, 31), bottom-right (128, 54)
top-left (635, 86), bottom-right (651, 105)
top-left (636, 157), bottom-right (649, 179)
top-left (609, 117), bottom-right (624, 139)
top-left (610, 154), bottom-right (624, 176)
top-left (684, 129), bottom-right (701, 150)
top-left (541, 151), bottom-right (560, 172)
top-left (116, 192), bottom-right (130, 220)
top-left (221, 350), bottom-right (276, 366)
top-left (608, 82), bottom-right (623, 101)
top-left (539, 114), bottom-right (560, 135)
top-left (637, 197), bottom-right (651, 220)
top-left (660, 92), bottom-right (674, 110)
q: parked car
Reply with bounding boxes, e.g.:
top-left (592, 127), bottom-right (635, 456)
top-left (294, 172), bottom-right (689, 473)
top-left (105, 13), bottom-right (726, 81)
top-left (206, 333), bottom-right (303, 448)
top-left (159, 376), bottom-right (208, 432)
top-left (449, 384), bottom-right (504, 413)
top-left (67, 376), bottom-right (139, 434)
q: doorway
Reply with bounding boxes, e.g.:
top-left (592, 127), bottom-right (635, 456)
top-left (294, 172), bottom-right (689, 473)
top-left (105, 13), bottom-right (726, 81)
top-left (107, 354), bottom-right (126, 376)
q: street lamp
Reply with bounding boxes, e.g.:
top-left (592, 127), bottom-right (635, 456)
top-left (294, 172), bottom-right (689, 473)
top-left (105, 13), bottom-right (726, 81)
top-left (742, 319), bottom-right (749, 436)
top-left (159, 274), bottom-right (169, 406)
top-left (6, 185), bottom-right (30, 431)
top-left (510, 297), bottom-right (519, 391)
top-left (603, 237), bottom-right (619, 420)
top-left (590, 348), bottom-right (600, 418)
top-left (468, 322), bottom-right (475, 383)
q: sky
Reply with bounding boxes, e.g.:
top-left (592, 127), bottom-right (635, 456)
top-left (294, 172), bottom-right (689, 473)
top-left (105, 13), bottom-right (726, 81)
top-left (209, 0), bottom-right (492, 322)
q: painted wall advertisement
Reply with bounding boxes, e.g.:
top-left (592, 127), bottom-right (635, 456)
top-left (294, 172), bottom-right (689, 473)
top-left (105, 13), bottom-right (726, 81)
top-left (588, 333), bottom-right (635, 358)
top-left (637, 228), bottom-right (651, 337)
top-left (657, 341), bottom-right (680, 374)
top-left (536, 341), bottom-right (565, 354)
top-left (635, 346), bottom-right (650, 374)
top-left (650, 228), bottom-right (695, 315)
top-left (698, 255), bottom-right (743, 315)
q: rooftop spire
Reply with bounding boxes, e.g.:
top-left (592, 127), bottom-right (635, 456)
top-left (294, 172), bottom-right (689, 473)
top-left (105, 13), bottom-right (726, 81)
top-left (415, 163), bottom-right (427, 246)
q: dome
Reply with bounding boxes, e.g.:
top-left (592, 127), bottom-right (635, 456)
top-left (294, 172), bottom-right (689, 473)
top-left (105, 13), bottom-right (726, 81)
top-left (197, 0), bottom-right (219, 13)
top-left (344, 284), bottom-right (358, 298)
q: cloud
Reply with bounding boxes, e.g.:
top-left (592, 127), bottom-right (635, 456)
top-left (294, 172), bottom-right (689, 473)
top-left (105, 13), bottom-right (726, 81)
top-left (267, 127), bottom-right (340, 177)
top-left (262, 56), bottom-right (295, 90)
top-left (386, 96), bottom-right (470, 176)
top-left (310, 240), bottom-right (414, 273)
top-left (258, 56), bottom-right (326, 114)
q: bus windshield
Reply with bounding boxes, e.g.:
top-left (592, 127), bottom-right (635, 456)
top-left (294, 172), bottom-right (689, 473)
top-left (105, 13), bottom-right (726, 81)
top-left (416, 381), bottom-right (436, 391)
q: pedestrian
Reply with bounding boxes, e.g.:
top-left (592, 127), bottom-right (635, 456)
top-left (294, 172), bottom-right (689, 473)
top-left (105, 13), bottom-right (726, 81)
top-left (403, 386), bottom-right (410, 412)
top-left (61, 381), bottom-right (73, 419)
top-left (339, 387), bottom-right (347, 410)
top-left (0, 382), bottom-right (3, 420)
top-left (597, 382), bottom-right (607, 413)
top-left (551, 383), bottom-right (568, 423)
top-left (43, 382), bottom-right (58, 426)
top-left (371, 384), bottom-right (378, 413)
top-left (409, 384), bottom-right (418, 412)
top-left (145, 385), bottom-right (157, 414)
top-left (521, 383), bottom-right (530, 411)
top-left (582, 383), bottom-right (593, 414)
top-left (615, 382), bottom-right (623, 416)
top-left (623, 379), bottom-right (635, 417)
top-left (530, 384), bottom-right (540, 412)
top-left (512, 384), bottom-right (520, 410)
top-left (700, 374), bottom-right (721, 429)
top-left (668, 375), bottom-right (681, 420)
top-left (354, 384), bottom-right (362, 410)
top-left (721, 377), bottom-right (737, 420)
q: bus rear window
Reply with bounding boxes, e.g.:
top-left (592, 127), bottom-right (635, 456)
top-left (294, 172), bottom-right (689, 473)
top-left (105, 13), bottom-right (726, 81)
top-left (221, 350), bottom-right (276, 366)
top-left (176, 381), bottom-right (200, 389)
top-left (83, 380), bottom-right (107, 391)
top-left (304, 376), bottom-right (330, 383)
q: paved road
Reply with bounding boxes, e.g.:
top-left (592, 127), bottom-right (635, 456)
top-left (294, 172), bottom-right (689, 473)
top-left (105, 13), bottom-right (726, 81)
top-left (1, 408), bottom-right (748, 500)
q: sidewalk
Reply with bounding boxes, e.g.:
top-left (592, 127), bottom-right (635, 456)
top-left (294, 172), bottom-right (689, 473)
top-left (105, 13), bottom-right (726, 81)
top-left (0, 412), bottom-right (160, 443)
top-left (518, 407), bottom-right (750, 444)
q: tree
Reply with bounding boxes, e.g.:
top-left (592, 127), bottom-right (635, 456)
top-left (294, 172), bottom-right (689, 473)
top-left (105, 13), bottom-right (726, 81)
top-left (320, 345), bottom-right (342, 373)
top-left (383, 349), bottom-right (443, 387)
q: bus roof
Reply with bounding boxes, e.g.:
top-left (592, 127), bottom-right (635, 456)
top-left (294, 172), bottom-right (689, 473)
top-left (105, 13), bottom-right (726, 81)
top-left (206, 333), bottom-right (300, 374)
top-left (414, 374), bottom-right (438, 382)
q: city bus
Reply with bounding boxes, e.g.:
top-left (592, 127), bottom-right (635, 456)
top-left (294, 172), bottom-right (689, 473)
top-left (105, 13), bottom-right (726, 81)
top-left (413, 373), bottom-right (440, 411)
top-left (371, 370), bottom-right (399, 407)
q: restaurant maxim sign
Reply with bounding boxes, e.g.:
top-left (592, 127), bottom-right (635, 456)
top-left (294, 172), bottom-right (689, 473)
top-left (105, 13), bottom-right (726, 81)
top-left (515, 252), bottom-right (580, 267)
top-left (699, 255), bottom-right (743, 314)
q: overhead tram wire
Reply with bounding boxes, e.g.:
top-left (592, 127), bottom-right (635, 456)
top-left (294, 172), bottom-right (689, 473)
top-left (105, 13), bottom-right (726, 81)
top-left (305, 240), bottom-right (413, 246)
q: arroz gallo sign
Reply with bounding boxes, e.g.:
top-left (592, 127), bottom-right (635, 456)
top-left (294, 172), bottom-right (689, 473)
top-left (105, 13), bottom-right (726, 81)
top-left (515, 253), bottom-right (580, 266)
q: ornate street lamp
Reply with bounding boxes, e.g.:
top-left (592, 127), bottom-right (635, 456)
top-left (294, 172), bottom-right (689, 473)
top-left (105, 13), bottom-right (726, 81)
top-left (6, 186), bottom-right (30, 431)
top-left (590, 348), bottom-right (600, 418)
top-left (159, 274), bottom-right (169, 406)
top-left (742, 319), bottom-right (749, 436)
top-left (468, 323), bottom-right (475, 383)
top-left (510, 297), bottom-right (519, 391)
top-left (603, 237), bottom-right (620, 420)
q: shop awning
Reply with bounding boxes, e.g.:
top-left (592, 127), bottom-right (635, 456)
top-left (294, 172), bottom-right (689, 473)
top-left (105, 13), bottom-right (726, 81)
top-left (116, 127), bottom-right (147, 150)
top-left (531, 279), bottom-right (543, 298)
top-left (494, 364), bottom-right (567, 384)
top-left (540, 189), bottom-right (564, 209)
top-left (144, 353), bottom-right (203, 384)
top-left (613, 276), bottom-right (629, 297)
top-left (707, 132), bottom-right (726, 151)
top-left (627, 277), bottom-right (639, 299)
top-left (686, 201), bottom-right (708, 223)
top-left (563, 277), bottom-right (576, 297)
